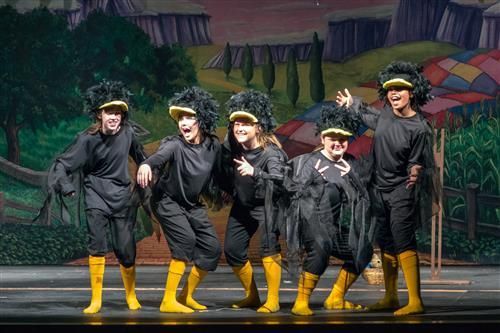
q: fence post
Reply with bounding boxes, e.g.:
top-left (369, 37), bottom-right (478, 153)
top-left (466, 183), bottom-right (479, 240)
top-left (0, 192), bottom-right (4, 223)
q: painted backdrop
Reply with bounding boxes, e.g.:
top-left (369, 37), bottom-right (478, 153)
top-left (0, 0), bottom-right (499, 267)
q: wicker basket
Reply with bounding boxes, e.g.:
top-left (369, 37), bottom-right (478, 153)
top-left (362, 268), bottom-right (384, 285)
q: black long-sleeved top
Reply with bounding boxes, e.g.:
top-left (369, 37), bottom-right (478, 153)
top-left (227, 143), bottom-right (286, 208)
top-left (351, 97), bottom-right (430, 191)
top-left (53, 124), bottom-right (146, 214)
top-left (143, 134), bottom-right (222, 208)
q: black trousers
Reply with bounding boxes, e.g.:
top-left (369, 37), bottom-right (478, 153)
top-left (86, 207), bottom-right (136, 267)
top-left (301, 218), bottom-right (359, 276)
top-left (152, 193), bottom-right (221, 271)
top-left (372, 183), bottom-right (417, 255)
top-left (224, 202), bottom-right (281, 267)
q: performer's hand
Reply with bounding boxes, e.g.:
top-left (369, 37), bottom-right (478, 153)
top-left (406, 165), bottom-right (423, 188)
top-left (234, 156), bottom-right (254, 176)
top-left (314, 159), bottom-right (329, 179)
top-left (334, 158), bottom-right (351, 176)
top-left (137, 164), bottom-right (152, 188)
top-left (336, 88), bottom-right (353, 108)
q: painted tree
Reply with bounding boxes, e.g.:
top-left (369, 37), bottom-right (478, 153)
top-left (262, 44), bottom-right (275, 94)
top-left (154, 44), bottom-right (198, 99)
top-left (309, 32), bottom-right (325, 103)
top-left (72, 10), bottom-right (157, 111)
top-left (223, 42), bottom-right (232, 80)
top-left (0, 6), bottom-right (79, 164)
top-left (241, 44), bottom-right (254, 87)
top-left (286, 48), bottom-right (300, 108)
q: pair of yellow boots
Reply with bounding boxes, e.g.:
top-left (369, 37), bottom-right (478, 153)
top-left (83, 256), bottom-right (141, 314)
top-left (158, 254), bottom-right (284, 313)
top-left (290, 249), bottom-right (424, 316)
top-left (83, 256), bottom-right (209, 314)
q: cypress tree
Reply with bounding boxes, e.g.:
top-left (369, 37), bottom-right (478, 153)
top-left (241, 43), bottom-right (254, 86)
top-left (223, 42), bottom-right (232, 80)
top-left (309, 32), bottom-right (325, 103)
top-left (286, 47), bottom-right (299, 108)
top-left (262, 44), bottom-right (275, 94)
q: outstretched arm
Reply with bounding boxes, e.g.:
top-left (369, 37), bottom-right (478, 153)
top-left (336, 88), bottom-right (380, 130)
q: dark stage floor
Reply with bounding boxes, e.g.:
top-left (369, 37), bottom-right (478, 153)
top-left (1, 265), bottom-right (499, 333)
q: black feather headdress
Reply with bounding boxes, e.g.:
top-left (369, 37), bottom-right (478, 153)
top-left (377, 61), bottom-right (433, 111)
top-left (83, 80), bottom-right (132, 119)
top-left (168, 86), bottom-right (220, 134)
top-left (316, 103), bottom-right (362, 137)
top-left (225, 90), bottom-right (277, 133)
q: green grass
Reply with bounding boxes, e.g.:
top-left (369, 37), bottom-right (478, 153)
top-left (192, 41), bottom-right (462, 123)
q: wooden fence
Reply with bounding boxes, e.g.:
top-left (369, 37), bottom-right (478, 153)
top-left (443, 184), bottom-right (500, 240)
top-left (0, 192), bottom-right (67, 226)
top-left (0, 192), bottom-right (42, 225)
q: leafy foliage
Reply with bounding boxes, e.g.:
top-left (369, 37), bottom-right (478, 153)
top-left (154, 44), bottom-right (198, 99)
top-left (0, 6), bottom-right (79, 163)
top-left (442, 110), bottom-right (500, 226)
top-left (417, 226), bottom-right (500, 264)
top-left (0, 224), bottom-right (88, 264)
top-left (72, 10), bottom-right (157, 111)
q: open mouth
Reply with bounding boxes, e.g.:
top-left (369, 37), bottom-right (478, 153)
top-left (182, 127), bottom-right (192, 135)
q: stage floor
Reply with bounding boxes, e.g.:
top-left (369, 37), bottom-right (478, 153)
top-left (1, 265), bottom-right (499, 332)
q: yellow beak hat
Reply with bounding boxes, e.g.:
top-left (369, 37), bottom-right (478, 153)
top-left (382, 73), bottom-right (414, 90)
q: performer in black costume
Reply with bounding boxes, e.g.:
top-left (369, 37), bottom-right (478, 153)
top-left (285, 104), bottom-right (373, 316)
top-left (137, 87), bottom-right (223, 313)
top-left (336, 61), bottom-right (437, 316)
top-left (222, 90), bottom-right (288, 313)
top-left (43, 80), bottom-right (146, 313)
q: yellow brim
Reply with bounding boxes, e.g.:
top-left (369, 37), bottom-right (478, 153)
top-left (382, 78), bottom-right (413, 90)
top-left (229, 111), bottom-right (258, 123)
top-left (321, 128), bottom-right (353, 137)
top-left (169, 106), bottom-right (196, 121)
top-left (98, 100), bottom-right (128, 112)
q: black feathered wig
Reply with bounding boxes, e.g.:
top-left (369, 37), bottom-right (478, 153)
top-left (168, 86), bottom-right (220, 134)
top-left (377, 61), bottom-right (433, 111)
top-left (83, 80), bottom-right (132, 120)
top-left (225, 90), bottom-right (277, 133)
top-left (316, 103), bottom-right (362, 137)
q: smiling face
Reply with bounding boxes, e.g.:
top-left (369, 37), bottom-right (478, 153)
top-left (178, 112), bottom-right (201, 144)
top-left (386, 86), bottom-right (413, 113)
top-left (232, 117), bottom-right (260, 150)
top-left (321, 133), bottom-right (349, 161)
top-left (99, 106), bottom-right (123, 135)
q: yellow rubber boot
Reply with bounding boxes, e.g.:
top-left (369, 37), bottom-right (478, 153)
top-left (257, 254), bottom-right (281, 313)
top-left (367, 252), bottom-right (400, 310)
top-left (394, 250), bottom-right (424, 316)
top-left (291, 272), bottom-right (319, 316)
top-left (178, 266), bottom-right (208, 310)
top-left (324, 268), bottom-right (364, 310)
top-left (231, 261), bottom-right (261, 309)
top-left (159, 259), bottom-right (194, 313)
top-left (83, 256), bottom-right (105, 314)
top-left (120, 265), bottom-right (141, 310)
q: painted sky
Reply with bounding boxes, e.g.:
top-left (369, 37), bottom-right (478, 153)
top-left (192, 0), bottom-right (399, 44)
